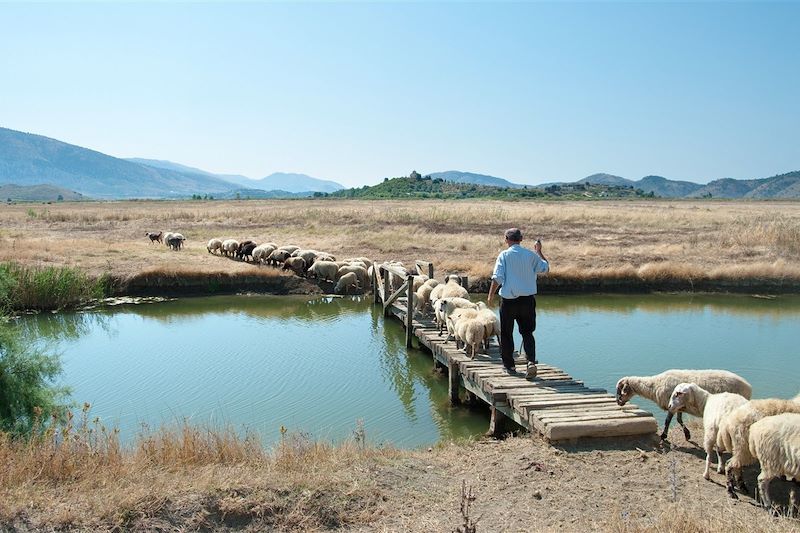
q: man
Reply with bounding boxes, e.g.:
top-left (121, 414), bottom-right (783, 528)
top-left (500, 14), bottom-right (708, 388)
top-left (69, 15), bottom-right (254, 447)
top-left (487, 228), bottom-right (549, 378)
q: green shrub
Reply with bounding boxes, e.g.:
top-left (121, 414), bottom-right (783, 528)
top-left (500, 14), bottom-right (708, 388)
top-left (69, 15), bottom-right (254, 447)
top-left (0, 263), bottom-right (110, 312)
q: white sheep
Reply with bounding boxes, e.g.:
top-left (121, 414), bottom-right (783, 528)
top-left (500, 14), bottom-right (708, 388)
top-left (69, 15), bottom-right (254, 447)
top-left (307, 260), bottom-right (338, 282)
top-left (437, 297), bottom-right (478, 336)
top-left (221, 239), bottom-right (239, 257)
top-left (278, 245), bottom-right (300, 254)
top-left (207, 238), bottom-right (223, 254)
top-left (337, 265), bottom-right (369, 290)
top-left (440, 274), bottom-right (469, 299)
top-left (251, 244), bottom-right (276, 264)
top-left (475, 308), bottom-right (501, 351)
top-left (615, 369), bottom-right (752, 441)
top-left (456, 317), bottom-right (486, 359)
top-left (716, 397), bottom-right (800, 498)
top-left (415, 279), bottom-right (440, 314)
top-left (447, 307), bottom-right (479, 345)
top-left (747, 412), bottom-right (800, 514)
top-left (667, 383), bottom-right (749, 480)
top-left (334, 272), bottom-right (359, 294)
top-left (266, 249), bottom-right (291, 266)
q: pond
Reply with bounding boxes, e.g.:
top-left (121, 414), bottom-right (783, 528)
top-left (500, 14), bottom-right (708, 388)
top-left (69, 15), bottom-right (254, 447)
top-left (15, 293), bottom-right (800, 448)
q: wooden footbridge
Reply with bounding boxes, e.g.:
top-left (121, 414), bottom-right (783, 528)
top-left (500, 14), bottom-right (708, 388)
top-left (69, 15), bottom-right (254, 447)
top-left (373, 262), bottom-right (658, 442)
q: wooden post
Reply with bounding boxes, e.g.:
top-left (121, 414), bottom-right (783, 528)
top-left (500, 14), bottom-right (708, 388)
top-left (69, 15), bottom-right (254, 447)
top-left (488, 404), bottom-right (504, 437)
top-left (406, 274), bottom-right (414, 348)
top-left (382, 267), bottom-right (391, 317)
top-left (460, 275), bottom-right (469, 290)
top-left (427, 262), bottom-right (434, 280)
top-left (372, 263), bottom-right (379, 304)
top-left (448, 360), bottom-right (460, 405)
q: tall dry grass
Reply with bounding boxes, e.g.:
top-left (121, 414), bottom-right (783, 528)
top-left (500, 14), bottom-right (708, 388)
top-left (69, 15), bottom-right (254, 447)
top-left (0, 406), bottom-right (396, 530)
top-left (0, 199), bottom-right (798, 289)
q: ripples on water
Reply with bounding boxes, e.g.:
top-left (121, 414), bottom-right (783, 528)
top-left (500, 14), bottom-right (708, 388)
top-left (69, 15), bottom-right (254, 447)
top-left (15, 293), bottom-right (800, 448)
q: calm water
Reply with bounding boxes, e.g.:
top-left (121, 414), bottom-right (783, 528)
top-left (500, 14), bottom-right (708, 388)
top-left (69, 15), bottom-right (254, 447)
top-left (15, 293), bottom-right (800, 448)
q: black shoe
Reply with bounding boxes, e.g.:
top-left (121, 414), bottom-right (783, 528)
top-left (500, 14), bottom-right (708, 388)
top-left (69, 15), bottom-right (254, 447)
top-left (503, 366), bottom-right (518, 375)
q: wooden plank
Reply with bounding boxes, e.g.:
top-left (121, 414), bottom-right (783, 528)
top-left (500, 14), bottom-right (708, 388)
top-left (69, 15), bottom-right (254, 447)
top-left (532, 411), bottom-right (653, 433)
top-left (544, 417), bottom-right (658, 441)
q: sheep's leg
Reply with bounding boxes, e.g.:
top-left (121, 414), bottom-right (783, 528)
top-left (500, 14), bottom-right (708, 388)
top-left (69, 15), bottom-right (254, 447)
top-left (660, 411), bottom-right (674, 440)
top-left (677, 412), bottom-right (691, 440)
top-left (715, 449), bottom-right (725, 474)
top-left (725, 464), bottom-right (739, 499)
top-left (790, 481), bottom-right (800, 518)
top-left (703, 446), bottom-right (712, 480)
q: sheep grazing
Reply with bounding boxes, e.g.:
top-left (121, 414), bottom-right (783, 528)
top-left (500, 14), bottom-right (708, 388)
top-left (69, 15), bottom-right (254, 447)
top-left (667, 383), bottom-right (749, 480)
top-left (716, 397), bottom-right (800, 498)
top-left (334, 272), bottom-right (359, 294)
top-left (166, 234), bottom-right (185, 250)
top-left (615, 369), bottom-right (752, 441)
top-left (146, 231), bottom-right (163, 244)
top-left (747, 412), bottom-right (800, 514)
top-left (207, 238), bottom-right (223, 254)
top-left (282, 256), bottom-right (306, 277)
top-left (221, 239), bottom-right (239, 257)
top-left (278, 245), bottom-right (300, 254)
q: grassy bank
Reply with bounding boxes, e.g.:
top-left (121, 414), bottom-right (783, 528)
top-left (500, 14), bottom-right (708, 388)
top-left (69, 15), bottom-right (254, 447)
top-left (0, 263), bottom-right (111, 312)
top-left (1, 413), bottom-right (798, 532)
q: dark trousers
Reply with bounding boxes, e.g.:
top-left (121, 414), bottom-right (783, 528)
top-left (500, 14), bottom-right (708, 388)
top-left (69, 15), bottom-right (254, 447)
top-left (499, 295), bottom-right (537, 369)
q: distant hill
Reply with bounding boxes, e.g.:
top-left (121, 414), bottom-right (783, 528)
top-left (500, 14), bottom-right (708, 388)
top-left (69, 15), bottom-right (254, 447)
top-left (428, 170), bottom-right (525, 189)
top-left (243, 172), bottom-right (344, 194)
top-left (687, 172), bottom-right (800, 199)
top-left (0, 128), bottom-right (238, 199)
top-left (637, 175), bottom-right (703, 198)
top-left (0, 183), bottom-right (86, 202)
top-left (327, 173), bottom-right (649, 200)
top-left (576, 173), bottom-right (634, 187)
top-left (126, 158), bottom-right (251, 186)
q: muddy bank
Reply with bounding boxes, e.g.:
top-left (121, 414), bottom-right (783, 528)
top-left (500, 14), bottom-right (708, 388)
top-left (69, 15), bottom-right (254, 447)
top-left (110, 270), bottom-right (800, 299)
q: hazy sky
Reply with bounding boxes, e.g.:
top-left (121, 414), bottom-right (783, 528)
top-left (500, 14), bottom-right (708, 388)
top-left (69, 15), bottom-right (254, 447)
top-left (2, 2), bottom-right (798, 187)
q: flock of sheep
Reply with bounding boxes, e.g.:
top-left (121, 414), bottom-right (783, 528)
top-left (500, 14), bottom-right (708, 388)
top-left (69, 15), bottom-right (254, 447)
top-left (149, 233), bottom-right (799, 516)
top-left (616, 369), bottom-right (800, 515)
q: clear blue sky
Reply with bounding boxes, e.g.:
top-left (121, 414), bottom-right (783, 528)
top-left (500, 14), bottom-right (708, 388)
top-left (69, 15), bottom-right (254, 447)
top-left (2, 2), bottom-right (798, 187)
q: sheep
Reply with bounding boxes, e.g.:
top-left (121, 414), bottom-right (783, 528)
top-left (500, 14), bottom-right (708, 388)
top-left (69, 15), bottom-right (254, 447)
top-left (237, 242), bottom-right (257, 262)
top-left (475, 308), bottom-right (501, 351)
top-left (415, 279), bottom-right (440, 314)
top-left (294, 250), bottom-right (319, 270)
top-left (266, 249), bottom-right (291, 266)
top-left (447, 307), bottom-right (479, 346)
top-left (747, 412), bottom-right (800, 514)
top-left (440, 274), bottom-right (469, 299)
top-left (221, 239), bottom-right (239, 257)
top-left (278, 245), bottom-right (300, 254)
top-left (456, 318), bottom-right (487, 359)
top-left (411, 275), bottom-right (429, 292)
top-left (207, 238), bottom-right (223, 254)
top-left (282, 256), bottom-right (306, 277)
top-left (667, 383), bottom-right (749, 480)
top-left (307, 260), bottom-right (339, 282)
top-left (334, 272), bottom-right (359, 294)
top-left (716, 398), bottom-right (800, 498)
top-left (166, 235), bottom-right (185, 250)
top-left (316, 253), bottom-right (336, 262)
top-left (436, 297), bottom-right (478, 336)
top-left (615, 369), bottom-right (752, 441)
top-left (146, 231), bottom-right (163, 244)
top-left (162, 232), bottom-right (175, 245)
top-left (337, 265), bottom-right (369, 290)
top-left (251, 244), bottom-right (276, 264)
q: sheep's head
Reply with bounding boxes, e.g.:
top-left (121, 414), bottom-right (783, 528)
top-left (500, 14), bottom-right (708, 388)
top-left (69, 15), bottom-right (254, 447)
top-left (615, 379), bottom-right (633, 406)
top-left (668, 383), bottom-right (694, 413)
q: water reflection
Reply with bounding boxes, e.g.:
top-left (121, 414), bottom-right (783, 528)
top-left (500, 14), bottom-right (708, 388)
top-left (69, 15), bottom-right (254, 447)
top-left (12, 293), bottom-right (799, 447)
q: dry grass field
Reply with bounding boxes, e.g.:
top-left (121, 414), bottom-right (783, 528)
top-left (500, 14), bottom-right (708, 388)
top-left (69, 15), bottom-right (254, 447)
top-left (1, 198), bottom-right (799, 294)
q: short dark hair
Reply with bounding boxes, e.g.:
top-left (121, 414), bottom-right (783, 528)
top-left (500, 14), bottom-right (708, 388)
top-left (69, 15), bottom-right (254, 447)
top-left (504, 228), bottom-right (523, 242)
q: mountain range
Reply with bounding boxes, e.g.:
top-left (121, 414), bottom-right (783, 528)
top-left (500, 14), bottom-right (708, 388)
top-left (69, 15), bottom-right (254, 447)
top-left (0, 126), bottom-right (798, 199)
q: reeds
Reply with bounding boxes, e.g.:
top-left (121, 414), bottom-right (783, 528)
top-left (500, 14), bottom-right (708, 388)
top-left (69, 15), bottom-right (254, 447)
top-left (0, 262), bottom-right (109, 311)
